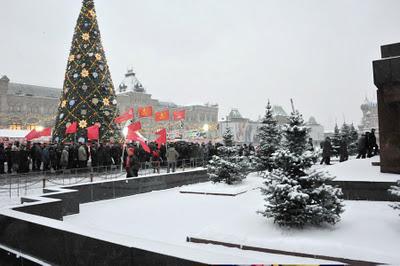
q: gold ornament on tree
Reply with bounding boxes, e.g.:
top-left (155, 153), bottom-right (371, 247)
top-left (88, 9), bottom-right (96, 18)
top-left (81, 69), bottom-right (89, 77)
top-left (61, 100), bottom-right (67, 108)
top-left (68, 55), bottom-right (75, 62)
top-left (103, 97), bottom-right (110, 106)
top-left (79, 120), bottom-right (88, 128)
top-left (95, 53), bottom-right (102, 61)
top-left (82, 33), bottom-right (90, 41)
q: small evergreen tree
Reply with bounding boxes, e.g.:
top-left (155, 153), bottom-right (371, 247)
top-left (256, 101), bottom-right (281, 171)
top-left (340, 123), bottom-right (351, 143)
top-left (348, 123), bottom-right (359, 156)
top-left (389, 182), bottom-right (400, 216)
top-left (208, 128), bottom-right (246, 184)
top-left (259, 108), bottom-right (344, 227)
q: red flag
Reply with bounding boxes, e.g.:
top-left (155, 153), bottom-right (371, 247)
top-left (126, 130), bottom-right (151, 153)
top-left (155, 128), bottom-right (167, 148)
top-left (126, 121), bottom-right (142, 137)
top-left (87, 125), bottom-right (99, 140)
top-left (25, 129), bottom-right (39, 141)
top-left (114, 108), bottom-right (134, 124)
top-left (173, 110), bottom-right (186, 121)
top-left (66, 122), bottom-right (78, 134)
top-left (138, 106), bottom-right (153, 118)
top-left (38, 127), bottom-right (52, 137)
top-left (155, 110), bottom-right (170, 122)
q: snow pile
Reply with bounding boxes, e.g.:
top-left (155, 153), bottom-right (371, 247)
top-left (63, 184), bottom-right (400, 264)
top-left (318, 157), bottom-right (400, 182)
top-left (180, 173), bottom-right (263, 195)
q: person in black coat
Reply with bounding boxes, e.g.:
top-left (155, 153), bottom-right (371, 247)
top-left (5, 143), bottom-right (12, 174)
top-left (104, 143), bottom-right (112, 168)
top-left (339, 139), bottom-right (349, 162)
top-left (356, 134), bottom-right (367, 159)
top-left (110, 143), bottom-right (122, 166)
top-left (368, 128), bottom-right (378, 157)
top-left (0, 143), bottom-right (6, 174)
top-left (125, 148), bottom-right (140, 178)
top-left (320, 137), bottom-right (332, 165)
top-left (18, 145), bottom-right (30, 173)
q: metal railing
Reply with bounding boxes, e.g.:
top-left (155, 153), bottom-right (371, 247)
top-left (0, 157), bottom-right (207, 203)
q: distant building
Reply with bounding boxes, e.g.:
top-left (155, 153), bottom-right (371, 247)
top-left (219, 109), bottom-right (260, 144)
top-left (116, 70), bottom-right (219, 141)
top-left (306, 116), bottom-right (325, 145)
top-left (359, 97), bottom-right (379, 133)
top-left (0, 75), bottom-right (59, 131)
top-left (219, 106), bottom-right (324, 145)
top-left (0, 72), bottom-right (219, 142)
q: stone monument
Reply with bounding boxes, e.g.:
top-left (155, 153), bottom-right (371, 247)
top-left (372, 42), bottom-right (400, 174)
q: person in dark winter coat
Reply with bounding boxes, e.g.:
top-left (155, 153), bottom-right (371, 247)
top-left (5, 143), bottom-right (12, 173)
top-left (320, 137), bottom-right (332, 165)
top-left (18, 145), bottom-right (30, 173)
top-left (103, 143), bottom-right (112, 169)
top-left (339, 139), bottom-right (349, 162)
top-left (110, 143), bottom-right (122, 166)
top-left (0, 143), bottom-right (6, 174)
top-left (356, 134), bottom-right (367, 159)
top-left (368, 128), bottom-right (378, 157)
top-left (125, 148), bottom-right (140, 178)
top-left (307, 138), bottom-right (314, 152)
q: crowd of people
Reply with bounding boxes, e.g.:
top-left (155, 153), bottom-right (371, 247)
top-left (0, 129), bottom-right (379, 176)
top-left (320, 128), bottom-right (378, 165)
top-left (0, 140), bottom-right (224, 176)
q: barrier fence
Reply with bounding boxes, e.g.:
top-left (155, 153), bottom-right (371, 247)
top-left (0, 157), bottom-right (207, 201)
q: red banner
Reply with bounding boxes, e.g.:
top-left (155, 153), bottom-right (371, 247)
top-left (87, 125), bottom-right (99, 140)
top-left (138, 106), bottom-right (153, 118)
top-left (155, 110), bottom-right (169, 122)
top-left (127, 121), bottom-right (142, 133)
top-left (173, 110), bottom-right (186, 121)
top-left (25, 130), bottom-right (39, 141)
top-left (66, 122), bottom-right (78, 134)
top-left (155, 128), bottom-right (167, 149)
top-left (126, 130), bottom-right (151, 153)
top-left (114, 108), bottom-right (134, 124)
top-left (39, 127), bottom-right (52, 137)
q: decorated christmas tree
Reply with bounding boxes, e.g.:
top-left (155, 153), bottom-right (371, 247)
top-left (256, 101), bottom-right (281, 171)
top-left (259, 105), bottom-right (344, 227)
top-left (207, 128), bottom-right (246, 184)
top-left (53, 0), bottom-right (121, 143)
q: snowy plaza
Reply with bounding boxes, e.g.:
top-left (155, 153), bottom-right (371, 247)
top-left (1, 0), bottom-right (400, 265)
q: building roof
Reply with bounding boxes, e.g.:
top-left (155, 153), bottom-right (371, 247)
top-left (227, 109), bottom-right (244, 121)
top-left (272, 105), bottom-right (288, 117)
top-left (118, 69), bottom-right (146, 94)
top-left (7, 82), bottom-right (61, 99)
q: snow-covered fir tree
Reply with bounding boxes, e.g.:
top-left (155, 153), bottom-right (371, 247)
top-left (256, 101), bottom-right (281, 171)
top-left (259, 108), bottom-right (344, 227)
top-left (348, 123), bottom-right (359, 156)
top-left (340, 123), bottom-right (351, 142)
top-left (331, 124), bottom-right (341, 157)
top-left (207, 128), bottom-right (246, 184)
top-left (389, 182), bottom-right (400, 216)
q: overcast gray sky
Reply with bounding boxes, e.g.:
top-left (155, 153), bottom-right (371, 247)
top-left (1, 0), bottom-right (399, 129)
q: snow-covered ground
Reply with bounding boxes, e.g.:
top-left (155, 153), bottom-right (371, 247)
top-left (63, 172), bottom-right (400, 264)
top-left (180, 172), bottom-right (263, 195)
top-left (313, 156), bottom-right (400, 182)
